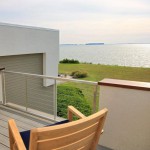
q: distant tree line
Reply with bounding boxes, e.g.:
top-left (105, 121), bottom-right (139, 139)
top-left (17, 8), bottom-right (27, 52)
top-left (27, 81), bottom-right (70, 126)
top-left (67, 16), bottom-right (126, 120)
top-left (60, 58), bottom-right (79, 64)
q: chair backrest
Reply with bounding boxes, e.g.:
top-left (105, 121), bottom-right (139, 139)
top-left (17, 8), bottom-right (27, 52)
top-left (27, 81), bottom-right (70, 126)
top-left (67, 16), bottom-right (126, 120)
top-left (29, 108), bottom-right (108, 150)
top-left (8, 108), bottom-right (108, 150)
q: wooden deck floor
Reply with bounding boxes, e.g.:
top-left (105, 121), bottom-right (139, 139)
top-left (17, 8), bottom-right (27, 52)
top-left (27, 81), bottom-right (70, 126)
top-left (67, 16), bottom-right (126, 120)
top-left (0, 105), bottom-right (53, 150)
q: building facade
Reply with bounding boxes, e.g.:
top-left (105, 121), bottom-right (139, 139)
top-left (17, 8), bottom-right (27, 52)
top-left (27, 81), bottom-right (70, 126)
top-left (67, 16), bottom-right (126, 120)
top-left (0, 23), bottom-right (59, 113)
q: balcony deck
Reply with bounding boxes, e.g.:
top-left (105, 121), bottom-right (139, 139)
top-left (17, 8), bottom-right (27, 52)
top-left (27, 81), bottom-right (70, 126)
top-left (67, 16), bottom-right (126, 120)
top-left (0, 104), bottom-right (53, 150)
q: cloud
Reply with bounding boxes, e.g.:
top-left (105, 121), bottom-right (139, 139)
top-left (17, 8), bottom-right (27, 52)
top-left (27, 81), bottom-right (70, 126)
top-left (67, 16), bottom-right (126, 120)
top-left (0, 0), bottom-right (149, 43)
top-left (58, 16), bottom-right (150, 43)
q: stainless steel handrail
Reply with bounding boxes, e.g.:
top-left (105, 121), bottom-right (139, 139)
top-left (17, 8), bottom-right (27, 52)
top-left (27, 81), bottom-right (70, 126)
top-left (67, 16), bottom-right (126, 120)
top-left (3, 70), bottom-right (97, 85)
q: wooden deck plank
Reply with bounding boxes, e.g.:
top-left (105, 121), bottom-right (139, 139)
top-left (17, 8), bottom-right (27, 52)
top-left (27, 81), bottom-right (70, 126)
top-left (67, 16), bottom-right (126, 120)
top-left (0, 116), bottom-right (36, 130)
top-left (0, 144), bottom-right (9, 150)
top-left (0, 105), bottom-right (53, 149)
top-left (0, 134), bottom-right (9, 147)
top-left (0, 110), bottom-right (39, 127)
top-left (0, 119), bottom-right (25, 131)
top-left (0, 106), bottom-right (50, 127)
top-left (0, 126), bottom-right (9, 137)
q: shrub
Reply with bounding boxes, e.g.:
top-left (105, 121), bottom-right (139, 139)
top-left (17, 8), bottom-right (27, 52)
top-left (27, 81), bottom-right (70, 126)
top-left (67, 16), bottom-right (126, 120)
top-left (71, 71), bottom-right (88, 78)
top-left (57, 85), bottom-right (92, 119)
top-left (60, 58), bottom-right (79, 64)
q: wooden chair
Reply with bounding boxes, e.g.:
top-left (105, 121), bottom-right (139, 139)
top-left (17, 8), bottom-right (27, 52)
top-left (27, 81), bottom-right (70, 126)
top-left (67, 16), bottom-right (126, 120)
top-left (8, 106), bottom-right (108, 150)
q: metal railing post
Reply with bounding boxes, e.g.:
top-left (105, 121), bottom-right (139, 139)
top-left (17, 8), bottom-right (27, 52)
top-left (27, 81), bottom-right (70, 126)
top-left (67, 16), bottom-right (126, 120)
top-left (93, 84), bottom-right (98, 113)
top-left (53, 79), bottom-right (57, 120)
top-left (25, 75), bottom-right (28, 111)
top-left (2, 71), bottom-right (6, 105)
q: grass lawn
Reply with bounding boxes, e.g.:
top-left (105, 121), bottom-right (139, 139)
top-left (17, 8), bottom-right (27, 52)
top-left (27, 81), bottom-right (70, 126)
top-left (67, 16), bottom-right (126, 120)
top-left (59, 63), bottom-right (150, 82)
top-left (59, 63), bottom-right (150, 109)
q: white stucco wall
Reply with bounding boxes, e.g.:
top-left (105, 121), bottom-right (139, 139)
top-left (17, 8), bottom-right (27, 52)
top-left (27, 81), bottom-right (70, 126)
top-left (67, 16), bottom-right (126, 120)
top-left (0, 23), bottom-right (59, 86)
top-left (99, 80), bottom-right (150, 150)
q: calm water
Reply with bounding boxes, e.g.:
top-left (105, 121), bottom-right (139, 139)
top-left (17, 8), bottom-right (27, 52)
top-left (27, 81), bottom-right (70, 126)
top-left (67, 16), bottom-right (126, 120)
top-left (60, 44), bottom-right (150, 68)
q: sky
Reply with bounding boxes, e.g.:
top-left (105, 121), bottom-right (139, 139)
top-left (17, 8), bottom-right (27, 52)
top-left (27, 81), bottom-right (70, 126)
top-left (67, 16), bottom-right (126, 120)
top-left (0, 0), bottom-right (150, 44)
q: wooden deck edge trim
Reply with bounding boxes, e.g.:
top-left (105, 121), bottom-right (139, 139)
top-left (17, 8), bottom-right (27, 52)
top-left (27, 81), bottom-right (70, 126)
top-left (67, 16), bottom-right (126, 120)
top-left (98, 78), bottom-right (150, 91)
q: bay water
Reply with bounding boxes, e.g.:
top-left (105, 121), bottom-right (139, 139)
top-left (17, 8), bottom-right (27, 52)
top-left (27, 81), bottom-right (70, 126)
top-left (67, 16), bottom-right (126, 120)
top-left (60, 44), bottom-right (150, 68)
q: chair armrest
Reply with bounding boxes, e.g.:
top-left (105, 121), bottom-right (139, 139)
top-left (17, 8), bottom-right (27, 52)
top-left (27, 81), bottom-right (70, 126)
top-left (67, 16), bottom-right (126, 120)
top-left (8, 119), bottom-right (26, 150)
top-left (67, 106), bottom-right (86, 121)
top-left (68, 106), bottom-right (104, 134)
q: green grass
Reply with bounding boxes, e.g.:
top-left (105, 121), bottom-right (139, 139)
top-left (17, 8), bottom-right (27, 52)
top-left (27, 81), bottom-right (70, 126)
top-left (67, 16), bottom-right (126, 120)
top-left (59, 63), bottom-right (150, 108)
top-left (59, 63), bottom-right (150, 82)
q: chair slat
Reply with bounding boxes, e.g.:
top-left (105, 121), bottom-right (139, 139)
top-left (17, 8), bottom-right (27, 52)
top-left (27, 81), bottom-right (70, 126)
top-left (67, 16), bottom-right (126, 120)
top-left (37, 123), bottom-right (98, 149)
top-left (77, 143), bottom-right (92, 150)
top-left (38, 132), bottom-right (95, 150)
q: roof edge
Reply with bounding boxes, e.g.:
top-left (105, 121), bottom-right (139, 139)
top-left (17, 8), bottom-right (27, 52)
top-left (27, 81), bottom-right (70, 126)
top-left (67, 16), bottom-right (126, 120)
top-left (0, 22), bottom-right (58, 32)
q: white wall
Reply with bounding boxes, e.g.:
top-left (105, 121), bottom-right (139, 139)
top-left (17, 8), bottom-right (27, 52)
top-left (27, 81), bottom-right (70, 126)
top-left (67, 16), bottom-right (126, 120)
top-left (99, 79), bottom-right (150, 150)
top-left (0, 23), bottom-right (59, 86)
